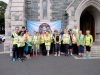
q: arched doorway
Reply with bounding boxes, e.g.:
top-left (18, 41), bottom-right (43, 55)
top-left (80, 10), bottom-right (95, 41)
top-left (75, 0), bottom-right (100, 42)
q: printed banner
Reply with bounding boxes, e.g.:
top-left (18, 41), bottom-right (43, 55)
top-left (27, 20), bottom-right (61, 35)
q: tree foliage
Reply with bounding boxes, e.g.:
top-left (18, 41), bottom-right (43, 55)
top-left (0, 1), bottom-right (7, 34)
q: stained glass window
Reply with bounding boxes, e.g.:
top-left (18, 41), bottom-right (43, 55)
top-left (42, 0), bottom-right (47, 19)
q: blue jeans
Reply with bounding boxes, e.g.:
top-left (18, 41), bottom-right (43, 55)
top-left (78, 45), bottom-right (84, 53)
top-left (55, 44), bottom-right (61, 52)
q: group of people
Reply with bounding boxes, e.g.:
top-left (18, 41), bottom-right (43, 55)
top-left (11, 25), bottom-right (93, 62)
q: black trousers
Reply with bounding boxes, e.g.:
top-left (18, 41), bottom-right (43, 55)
top-left (64, 44), bottom-right (69, 55)
top-left (50, 42), bottom-right (54, 54)
top-left (72, 44), bottom-right (78, 55)
top-left (40, 43), bottom-right (46, 55)
top-left (61, 43), bottom-right (65, 53)
top-left (18, 46), bottom-right (24, 59)
top-left (12, 44), bottom-right (19, 58)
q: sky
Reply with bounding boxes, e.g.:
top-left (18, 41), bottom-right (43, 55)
top-left (0, 0), bottom-right (9, 3)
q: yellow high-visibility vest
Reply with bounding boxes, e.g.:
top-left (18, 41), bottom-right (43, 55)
top-left (85, 35), bottom-right (93, 46)
top-left (17, 36), bottom-right (25, 47)
top-left (27, 36), bottom-right (32, 46)
top-left (63, 34), bottom-right (70, 44)
top-left (32, 35), bottom-right (38, 44)
top-left (72, 35), bottom-right (77, 44)
top-left (40, 34), bottom-right (45, 44)
top-left (44, 35), bottom-right (51, 46)
top-left (73, 28), bottom-right (79, 36)
top-left (12, 32), bottom-right (18, 44)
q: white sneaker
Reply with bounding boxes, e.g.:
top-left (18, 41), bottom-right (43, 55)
top-left (58, 54), bottom-right (60, 56)
top-left (71, 53), bottom-right (73, 56)
top-left (47, 53), bottom-right (49, 56)
top-left (54, 54), bottom-right (57, 56)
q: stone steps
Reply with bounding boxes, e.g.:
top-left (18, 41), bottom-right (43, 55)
top-left (91, 45), bottom-right (100, 57)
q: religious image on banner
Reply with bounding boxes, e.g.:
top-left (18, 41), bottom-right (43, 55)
top-left (39, 23), bottom-right (51, 34)
top-left (27, 20), bottom-right (61, 35)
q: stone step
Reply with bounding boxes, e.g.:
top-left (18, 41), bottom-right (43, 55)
top-left (90, 45), bottom-right (100, 57)
top-left (91, 54), bottom-right (100, 57)
top-left (94, 40), bottom-right (100, 45)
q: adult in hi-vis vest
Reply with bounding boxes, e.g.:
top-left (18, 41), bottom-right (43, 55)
top-left (17, 31), bottom-right (25, 62)
top-left (62, 29), bottom-right (70, 57)
top-left (73, 24), bottom-right (79, 37)
top-left (40, 31), bottom-right (46, 56)
top-left (11, 27), bottom-right (19, 61)
top-left (44, 31), bottom-right (51, 56)
top-left (77, 30), bottom-right (85, 57)
top-left (72, 32), bottom-right (78, 55)
top-left (84, 30), bottom-right (93, 59)
top-left (53, 31), bottom-right (61, 56)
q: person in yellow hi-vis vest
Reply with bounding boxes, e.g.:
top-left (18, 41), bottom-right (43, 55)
top-left (32, 31), bottom-right (39, 57)
top-left (84, 30), bottom-right (93, 59)
top-left (40, 31), bottom-right (46, 56)
top-left (17, 31), bottom-right (25, 62)
top-left (72, 32), bottom-right (78, 55)
top-left (77, 30), bottom-right (85, 57)
top-left (11, 27), bottom-right (19, 61)
top-left (53, 31), bottom-right (61, 56)
top-left (44, 31), bottom-right (51, 56)
top-left (25, 31), bottom-right (33, 59)
top-left (73, 24), bottom-right (79, 37)
top-left (48, 30), bottom-right (53, 54)
top-left (62, 29), bottom-right (70, 57)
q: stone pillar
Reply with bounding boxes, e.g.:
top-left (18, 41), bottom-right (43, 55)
top-left (66, 7), bottom-right (76, 29)
top-left (4, 0), bottom-right (26, 56)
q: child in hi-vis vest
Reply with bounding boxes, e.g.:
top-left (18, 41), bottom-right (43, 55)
top-left (84, 30), bottom-right (93, 59)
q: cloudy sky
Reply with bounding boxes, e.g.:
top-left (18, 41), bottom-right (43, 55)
top-left (0, 0), bottom-right (9, 3)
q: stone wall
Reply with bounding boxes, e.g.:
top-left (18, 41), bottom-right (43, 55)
top-left (26, 0), bottom-right (40, 21)
top-left (50, 0), bottom-right (72, 28)
top-left (4, 0), bottom-right (26, 55)
top-left (26, 0), bottom-right (74, 28)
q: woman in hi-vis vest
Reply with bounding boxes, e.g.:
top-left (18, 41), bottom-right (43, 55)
top-left (40, 31), bottom-right (46, 56)
top-left (62, 29), bottom-right (70, 57)
top-left (72, 32), bottom-right (78, 55)
top-left (53, 31), bottom-right (61, 56)
top-left (17, 31), bottom-right (25, 62)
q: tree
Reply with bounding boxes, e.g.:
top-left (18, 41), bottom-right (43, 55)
top-left (0, 1), bottom-right (7, 34)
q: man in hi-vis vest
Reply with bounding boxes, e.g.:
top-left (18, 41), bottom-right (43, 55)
top-left (11, 27), bottom-right (19, 61)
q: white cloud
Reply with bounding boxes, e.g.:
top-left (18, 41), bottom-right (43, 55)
top-left (0, 0), bottom-right (9, 3)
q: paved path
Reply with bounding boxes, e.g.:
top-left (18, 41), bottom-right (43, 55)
top-left (0, 54), bottom-right (100, 75)
top-left (0, 42), bottom-right (4, 52)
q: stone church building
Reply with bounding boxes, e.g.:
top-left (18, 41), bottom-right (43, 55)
top-left (4, 0), bottom-right (100, 56)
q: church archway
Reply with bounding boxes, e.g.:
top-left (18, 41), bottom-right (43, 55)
top-left (80, 9), bottom-right (95, 41)
top-left (75, 0), bottom-right (100, 42)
